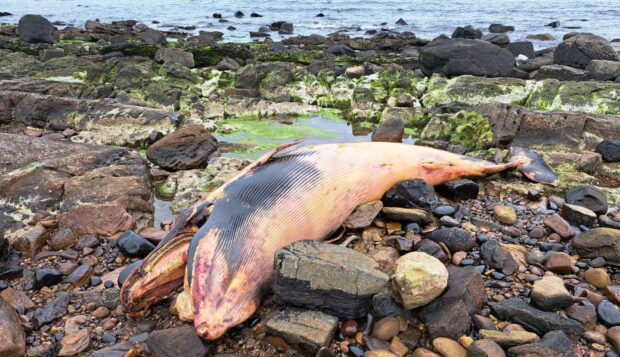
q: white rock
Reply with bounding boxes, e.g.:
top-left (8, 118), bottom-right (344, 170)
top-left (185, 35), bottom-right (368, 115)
top-left (391, 252), bottom-right (448, 309)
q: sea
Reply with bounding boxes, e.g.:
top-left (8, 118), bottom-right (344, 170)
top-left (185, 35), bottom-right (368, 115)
top-left (1, 0), bottom-right (619, 48)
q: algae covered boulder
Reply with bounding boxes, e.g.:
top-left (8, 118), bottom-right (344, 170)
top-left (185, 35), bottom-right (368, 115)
top-left (420, 39), bottom-right (515, 77)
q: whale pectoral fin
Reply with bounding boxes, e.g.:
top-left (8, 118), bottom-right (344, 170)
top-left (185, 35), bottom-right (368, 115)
top-left (509, 146), bottom-right (559, 186)
top-left (250, 137), bottom-right (306, 169)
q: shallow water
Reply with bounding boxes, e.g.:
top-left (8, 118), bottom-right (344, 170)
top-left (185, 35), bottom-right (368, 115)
top-left (214, 114), bottom-right (414, 159)
top-left (1, 0), bottom-right (619, 48)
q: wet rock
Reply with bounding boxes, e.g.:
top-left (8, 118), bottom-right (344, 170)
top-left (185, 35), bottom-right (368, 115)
top-left (372, 316), bottom-right (400, 341)
top-left (0, 287), bottom-right (35, 310)
top-left (482, 33), bottom-right (510, 46)
top-left (584, 268), bottom-right (611, 288)
top-left (381, 207), bottom-right (429, 224)
top-left (531, 276), bottom-right (572, 311)
top-left (419, 266), bottom-right (485, 339)
top-left (372, 118), bottom-right (404, 143)
top-left (480, 239), bottom-right (518, 275)
top-left (478, 329), bottom-right (539, 347)
top-left (566, 186), bottom-right (608, 215)
top-left (506, 332), bottom-right (575, 356)
top-left (345, 201), bottom-right (384, 229)
top-left (273, 240), bottom-right (388, 318)
top-left (18, 14), bottom-right (54, 44)
top-left (432, 337), bottom-right (466, 357)
top-left (32, 291), bottom-right (70, 328)
top-left (34, 267), bottom-right (63, 289)
top-left (489, 299), bottom-right (584, 339)
top-left (420, 39), bottom-right (514, 77)
top-left (543, 214), bottom-right (575, 239)
top-left (435, 179), bottom-right (478, 201)
top-left (544, 252), bottom-right (572, 275)
top-left (414, 239), bottom-right (449, 263)
top-left (507, 41), bottom-right (536, 59)
top-left (0, 297), bottom-right (26, 357)
top-left (554, 34), bottom-right (619, 69)
top-left (597, 300), bottom-right (620, 327)
top-left (391, 252), bottom-right (448, 309)
top-left (266, 308), bottom-right (338, 355)
top-left (451, 26), bottom-right (482, 39)
top-left (596, 139), bottom-right (620, 162)
top-left (147, 325), bottom-right (209, 357)
top-left (146, 125), bottom-right (218, 170)
top-left (154, 48), bottom-right (195, 68)
top-left (63, 265), bottom-right (93, 286)
top-left (493, 205), bottom-right (517, 225)
top-left (572, 228), bottom-right (620, 263)
top-left (425, 228), bottom-right (474, 253)
top-left (560, 203), bottom-right (596, 227)
top-left (116, 230), bottom-right (155, 258)
top-left (382, 179), bottom-right (437, 209)
top-left (489, 24), bottom-right (514, 33)
top-left (586, 60), bottom-right (620, 81)
top-left (467, 339), bottom-right (505, 357)
top-left (49, 228), bottom-right (79, 251)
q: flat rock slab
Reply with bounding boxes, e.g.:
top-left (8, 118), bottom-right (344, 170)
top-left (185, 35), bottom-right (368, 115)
top-left (0, 297), bottom-right (26, 357)
top-left (265, 308), bottom-right (338, 356)
top-left (32, 291), bottom-right (70, 328)
top-left (146, 124), bottom-right (218, 170)
top-left (489, 299), bottom-right (584, 340)
top-left (273, 240), bottom-right (389, 319)
top-left (146, 325), bottom-right (209, 357)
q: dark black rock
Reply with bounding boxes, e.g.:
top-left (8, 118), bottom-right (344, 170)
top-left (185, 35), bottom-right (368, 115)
top-left (90, 276), bottom-right (102, 286)
top-left (147, 325), bottom-right (209, 357)
top-left (452, 25), bottom-right (482, 39)
top-left (234, 11), bottom-right (245, 18)
top-left (414, 239), bottom-right (449, 263)
top-left (507, 331), bottom-right (578, 356)
top-left (489, 23), bottom-right (514, 33)
top-left (371, 293), bottom-right (408, 319)
top-left (18, 14), bottom-right (54, 44)
top-left (396, 18), bottom-right (408, 26)
top-left (0, 12), bottom-right (12, 17)
top-left (546, 21), bottom-right (560, 28)
top-left (566, 186), bottom-right (608, 215)
top-left (116, 231), bottom-right (155, 258)
top-left (212, 13), bottom-right (222, 18)
top-left (596, 140), bottom-right (620, 162)
top-left (507, 41), bottom-right (536, 59)
top-left (32, 291), bottom-right (70, 328)
top-left (316, 13), bottom-right (325, 17)
top-left (34, 267), bottom-right (63, 289)
top-left (327, 44), bottom-right (355, 56)
top-left (382, 179), bottom-right (438, 209)
top-left (554, 34), bottom-right (619, 69)
top-left (418, 266), bottom-right (485, 339)
top-left (104, 280), bottom-right (115, 289)
top-left (118, 259), bottom-right (143, 287)
top-left (74, 235), bottom-right (99, 250)
top-left (436, 179), bottom-right (479, 201)
top-left (102, 334), bottom-right (117, 344)
top-left (0, 236), bottom-right (23, 280)
top-left (480, 239), bottom-right (518, 275)
top-left (425, 227), bottom-right (474, 253)
top-left (250, 12), bottom-right (262, 17)
top-left (420, 39), bottom-right (515, 77)
top-left (490, 299), bottom-right (584, 339)
top-left (598, 300), bottom-right (620, 327)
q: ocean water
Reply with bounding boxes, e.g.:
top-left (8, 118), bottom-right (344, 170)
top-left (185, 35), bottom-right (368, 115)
top-left (1, 0), bottom-right (619, 48)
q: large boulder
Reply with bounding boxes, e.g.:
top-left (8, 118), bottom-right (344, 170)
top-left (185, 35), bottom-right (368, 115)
top-left (18, 14), bottom-right (54, 44)
top-left (420, 39), bottom-right (515, 77)
top-left (572, 228), bottom-right (620, 263)
top-left (0, 297), bottom-right (26, 357)
top-left (273, 240), bottom-right (389, 318)
top-left (146, 125), bottom-right (218, 170)
top-left (554, 34), bottom-right (619, 69)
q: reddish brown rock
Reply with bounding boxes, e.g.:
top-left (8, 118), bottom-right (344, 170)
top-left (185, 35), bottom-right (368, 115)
top-left (545, 252), bottom-right (572, 275)
top-left (0, 297), bottom-right (26, 357)
top-left (59, 204), bottom-right (135, 236)
top-left (146, 125), bottom-right (218, 170)
top-left (543, 214), bottom-right (575, 239)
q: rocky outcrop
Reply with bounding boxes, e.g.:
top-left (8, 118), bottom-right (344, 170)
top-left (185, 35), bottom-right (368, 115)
top-left (420, 39), bottom-right (514, 77)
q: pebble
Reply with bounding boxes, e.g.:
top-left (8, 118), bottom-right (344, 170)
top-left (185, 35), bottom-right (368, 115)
top-left (590, 257), bottom-right (607, 267)
top-left (584, 268), bottom-right (611, 288)
top-left (473, 315), bottom-right (496, 330)
top-left (598, 300), bottom-right (620, 326)
top-left (543, 214), bottom-right (575, 239)
top-left (493, 205), bottom-right (517, 225)
top-left (432, 337), bottom-right (467, 357)
top-left (479, 329), bottom-right (540, 347)
top-left (544, 252), bottom-right (572, 274)
top-left (92, 306), bottom-right (110, 319)
top-left (116, 231), bottom-right (156, 258)
top-left (433, 206), bottom-right (455, 217)
top-left (33, 268), bottom-right (63, 289)
top-left (391, 252), bottom-right (448, 309)
top-left (90, 276), bottom-right (102, 286)
top-left (371, 317), bottom-right (400, 341)
top-left (467, 339), bottom-right (505, 357)
top-left (101, 334), bottom-right (117, 344)
top-left (436, 179), bottom-right (479, 201)
top-left (425, 228), bottom-right (474, 253)
top-left (607, 326), bottom-right (620, 352)
top-left (531, 275), bottom-right (573, 311)
top-left (341, 320), bottom-right (358, 337)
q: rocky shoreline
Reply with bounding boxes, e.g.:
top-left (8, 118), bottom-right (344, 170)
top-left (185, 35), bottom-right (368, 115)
top-left (1, 13), bottom-right (620, 357)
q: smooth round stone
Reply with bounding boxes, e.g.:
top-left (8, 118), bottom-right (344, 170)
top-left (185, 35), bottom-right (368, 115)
top-left (348, 343), bottom-right (364, 357)
top-left (101, 334), bottom-right (117, 344)
top-left (584, 268), bottom-right (611, 288)
top-left (598, 300), bottom-right (620, 326)
top-left (473, 315), bottom-right (496, 330)
top-left (590, 257), bottom-right (607, 268)
top-left (405, 223), bottom-right (421, 233)
top-left (0, 280), bottom-right (7, 290)
top-left (434, 205), bottom-right (456, 217)
top-left (494, 205), bottom-right (517, 225)
top-left (340, 320), bottom-right (358, 337)
top-left (371, 316), bottom-right (400, 341)
top-left (491, 272), bottom-right (506, 280)
top-left (528, 227), bottom-right (545, 239)
top-left (90, 276), bottom-right (102, 286)
top-left (104, 280), bottom-right (115, 289)
top-left (432, 337), bottom-right (467, 357)
top-left (137, 320), bottom-right (157, 332)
